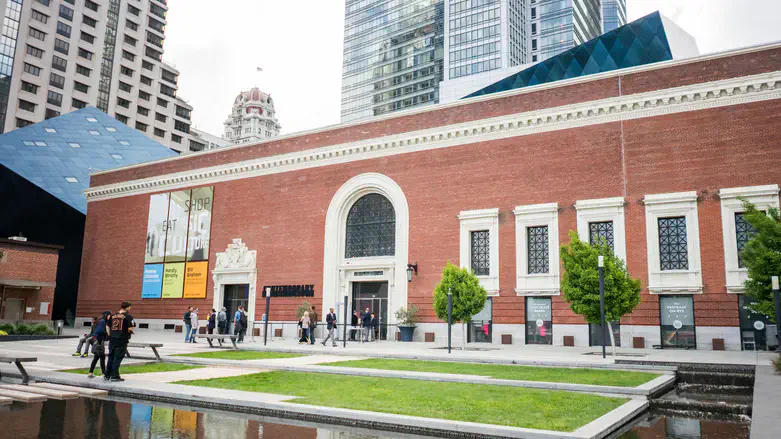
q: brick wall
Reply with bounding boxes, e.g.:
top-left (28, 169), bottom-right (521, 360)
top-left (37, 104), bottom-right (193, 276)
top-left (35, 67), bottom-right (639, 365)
top-left (0, 241), bottom-right (59, 321)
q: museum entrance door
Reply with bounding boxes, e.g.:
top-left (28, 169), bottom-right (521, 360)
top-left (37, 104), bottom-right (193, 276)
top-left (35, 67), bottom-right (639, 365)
top-left (223, 284), bottom-right (249, 334)
top-left (352, 281), bottom-right (388, 340)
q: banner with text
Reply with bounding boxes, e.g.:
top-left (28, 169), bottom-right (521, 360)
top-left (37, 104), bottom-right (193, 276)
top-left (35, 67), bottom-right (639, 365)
top-left (183, 261), bottom-right (209, 299)
top-left (161, 262), bottom-right (185, 298)
top-left (141, 264), bottom-right (164, 299)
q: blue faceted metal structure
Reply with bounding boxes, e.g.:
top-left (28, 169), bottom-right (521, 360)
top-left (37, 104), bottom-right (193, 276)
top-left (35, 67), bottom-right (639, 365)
top-left (466, 12), bottom-right (673, 99)
top-left (0, 107), bottom-right (177, 214)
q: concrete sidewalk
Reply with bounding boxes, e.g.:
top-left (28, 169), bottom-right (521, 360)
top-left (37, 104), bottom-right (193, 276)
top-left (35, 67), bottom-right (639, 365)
top-left (750, 365), bottom-right (781, 439)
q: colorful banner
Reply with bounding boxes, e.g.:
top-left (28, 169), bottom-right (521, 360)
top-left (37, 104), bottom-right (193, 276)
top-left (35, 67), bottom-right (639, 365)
top-left (187, 186), bottom-right (213, 261)
top-left (145, 193), bottom-right (170, 264)
top-left (161, 262), bottom-right (185, 298)
top-left (183, 261), bottom-right (209, 299)
top-left (164, 190), bottom-right (191, 263)
top-left (141, 264), bottom-right (164, 299)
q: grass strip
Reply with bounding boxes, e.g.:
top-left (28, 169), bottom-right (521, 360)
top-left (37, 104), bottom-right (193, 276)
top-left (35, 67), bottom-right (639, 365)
top-left (177, 371), bottom-right (628, 431)
top-left (322, 358), bottom-right (660, 387)
top-left (63, 362), bottom-right (202, 376)
top-left (173, 351), bottom-right (304, 361)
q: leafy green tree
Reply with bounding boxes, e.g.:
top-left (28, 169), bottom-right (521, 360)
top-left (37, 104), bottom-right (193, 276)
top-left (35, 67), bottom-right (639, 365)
top-left (433, 263), bottom-right (487, 349)
top-left (740, 201), bottom-right (781, 322)
top-left (560, 231), bottom-right (641, 355)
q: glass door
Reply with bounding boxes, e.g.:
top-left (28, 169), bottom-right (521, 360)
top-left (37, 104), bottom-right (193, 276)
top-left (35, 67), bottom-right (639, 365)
top-left (223, 284), bottom-right (249, 334)
top-left (525, 297), bottom-right (552, 345)
top-left (738, 295), bottom-right (773, 351)
top-left (660, 296), bottom-right (696, 349)
top-left (352, 282), bottom-right (388, 340)
top-left (468, 298), bottom-right (492, 343)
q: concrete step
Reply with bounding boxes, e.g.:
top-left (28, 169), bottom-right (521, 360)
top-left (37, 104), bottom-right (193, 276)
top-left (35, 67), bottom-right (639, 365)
top-left (0, 396), bottom-right (12, 405)
top-left (0, 384), bottom-right (79, 400)
top-left (29, 382), bottom-right (108, 397)
top-left (0, 388), bottom-right (47, 402)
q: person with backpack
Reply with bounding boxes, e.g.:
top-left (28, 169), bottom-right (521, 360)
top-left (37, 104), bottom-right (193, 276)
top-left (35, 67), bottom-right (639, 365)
top-left (87, 311), bottom-right (110, 378)
top-left (234, 305), bottom-right (247, 343)
top-left (217, 307), bottom-right (227, 334)
top-left (207, 308), bottom-right (217, 334)
top-left (104, 302), bottom-right (135, 382)
top-left (183, 306), bottom-right (193, 342)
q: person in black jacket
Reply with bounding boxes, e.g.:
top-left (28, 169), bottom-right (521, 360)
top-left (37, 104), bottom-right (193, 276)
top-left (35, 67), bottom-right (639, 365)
top-left (104, 302), bottom-right (135, 382)
top-left (350, 311), bottom-right (359, 341)
top-left (361, 307), bottom-right (372, 342)
top-left (321, 307), bottom-right (337, 347)
top-left (87, 311), bottom-right (111, 378)
top-left (207, 309), bottom-right (216, 334)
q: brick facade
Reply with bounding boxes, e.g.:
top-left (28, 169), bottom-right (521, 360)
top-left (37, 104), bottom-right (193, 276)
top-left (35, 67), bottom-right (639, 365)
top-left (0, 239), bottom-right (60, 321)
top-left (78, 46), bottom-right (781, 348)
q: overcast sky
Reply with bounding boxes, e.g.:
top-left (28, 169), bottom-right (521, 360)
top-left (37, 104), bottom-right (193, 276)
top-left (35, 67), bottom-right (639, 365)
top-left (164, 0), bottom-right (781, 138)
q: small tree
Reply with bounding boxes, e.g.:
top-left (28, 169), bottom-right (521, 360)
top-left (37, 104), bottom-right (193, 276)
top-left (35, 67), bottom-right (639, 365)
top-left (561, 231), bottom-right (641, 356)
top-left (296, 301), bottom-right (312, 320)
top-left (433, 263), bottom-right (487, 350)
top-left (740, 200), bottom-right (781, 321)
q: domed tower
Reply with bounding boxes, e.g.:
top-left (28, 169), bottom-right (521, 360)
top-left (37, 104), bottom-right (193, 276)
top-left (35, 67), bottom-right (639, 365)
top-left (223, 87), bottom-right (282, 144)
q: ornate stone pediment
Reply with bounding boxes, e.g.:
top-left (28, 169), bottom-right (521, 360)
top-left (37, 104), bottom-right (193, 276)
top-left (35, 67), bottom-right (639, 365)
top-left (215, 238), bottom-right (256, 270)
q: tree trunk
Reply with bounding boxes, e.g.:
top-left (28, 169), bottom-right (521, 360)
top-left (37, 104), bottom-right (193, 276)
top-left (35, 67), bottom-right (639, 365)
top-left (607, 321), bottom-right (617, 358)
top-left (461, 322), bottom-right (466, 351)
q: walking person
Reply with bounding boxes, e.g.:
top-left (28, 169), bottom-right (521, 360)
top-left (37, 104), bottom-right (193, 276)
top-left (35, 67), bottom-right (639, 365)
top-left (350, 311), bottom-right (359, 341)
top-left (87, 311), bottom-right (110, 378)
top-left (207, 308), bottom-right (216, 334)
top-left (361, 307), bottom-right (371, 342)
top-left (104, 302), bottom-right (135, 382)
top-left (370, 312), bottom-right (378, 342)
top-left (189, 308), bottom-right (200, 343)
top-left (217, 307), bottom-right (227, 334)
top-left (234, 306), bottom-right (247, 343)
top-left (73, 316), bottom-right (98, 357)
top-left (299, 311), bottom-right (311, 344)
top-left (309, 305), bottom-right (319, 345)
top-left (183, 306), bottom-right (193, 342)
top-left (322, 307), bottom-right (337, 347)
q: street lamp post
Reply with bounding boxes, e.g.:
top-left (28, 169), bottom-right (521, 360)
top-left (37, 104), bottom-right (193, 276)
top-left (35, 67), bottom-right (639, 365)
top-left (447, 288), bottom-right (453, 354)
top-left (263, 287), bottom-right (271, 346)
top-left (772, 276), bottom-right (780, 353)
top-left (598, 256), bottom-right (606, 359)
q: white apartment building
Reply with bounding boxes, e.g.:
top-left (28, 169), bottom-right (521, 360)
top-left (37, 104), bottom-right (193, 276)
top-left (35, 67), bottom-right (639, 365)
top-left (0, 0), bottom-right (215, 153)
top-left (190, 126), bottom-right (229, 152)
top-left (223, 87), bottom-right (281, 145)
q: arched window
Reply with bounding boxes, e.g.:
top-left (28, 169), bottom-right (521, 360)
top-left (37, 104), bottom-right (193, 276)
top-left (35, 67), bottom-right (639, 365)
top-left (345, 193), bottom-right (396, 258)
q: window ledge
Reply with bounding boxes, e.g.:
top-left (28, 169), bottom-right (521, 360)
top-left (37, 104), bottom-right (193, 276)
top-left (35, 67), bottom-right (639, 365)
top-left (643, 191), bottom-right (698, 205)
top-left (648, 285), bottom-right (703, 294)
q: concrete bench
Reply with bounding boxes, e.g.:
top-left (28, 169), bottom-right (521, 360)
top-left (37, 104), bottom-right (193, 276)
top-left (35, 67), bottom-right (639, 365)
top-left (126, 342), bottom-right (164, 361)
top-left (0, 355), bottom-right (37, 384)
top-left (196, 334), bottom-right (238, 349)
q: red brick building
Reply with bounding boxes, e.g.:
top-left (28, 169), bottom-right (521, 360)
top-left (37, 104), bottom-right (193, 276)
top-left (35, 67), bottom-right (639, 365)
top-left (77, 43), bottom-right (781, 351)
top-left (0, 237), bottom-right (60, 322)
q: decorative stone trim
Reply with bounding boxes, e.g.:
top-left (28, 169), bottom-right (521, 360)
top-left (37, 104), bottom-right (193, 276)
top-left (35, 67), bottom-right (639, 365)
top-left (458, 208), bottom-right (500, 295)
top-left (85, 71), bottom-right (781, 202)
top-left (513, 203), bottom-right (560, 296)
top-left (575, 197), bottom-right (627, 262)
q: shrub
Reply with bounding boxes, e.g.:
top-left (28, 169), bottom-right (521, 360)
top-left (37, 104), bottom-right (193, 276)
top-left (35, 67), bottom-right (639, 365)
top-left (12, 324), bottom-right (33, 335)
top-left (296, 301), bottom-right (313, 320)
top-left (0, 330), bottom-right (7, 336)
top-left (32, 324), bottom-right (55, 335)
top-left (773, 354), bottom-right (781, 374)
top-left (395, 304), bottom-right (421, 327)
top-left (0, 323), bottom-right (13, 333)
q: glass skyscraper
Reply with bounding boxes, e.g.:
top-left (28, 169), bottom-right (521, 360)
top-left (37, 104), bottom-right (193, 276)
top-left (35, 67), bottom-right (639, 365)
top-left (341, 0), bottom-right (445, 123)
top-left (601, 0), bottom-right (627, 33)
top-left (530, 0), bottom-right (603, 62)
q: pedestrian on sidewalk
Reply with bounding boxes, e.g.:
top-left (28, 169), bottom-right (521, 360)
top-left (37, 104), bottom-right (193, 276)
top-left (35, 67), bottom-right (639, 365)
top-left (299, 311), bottom-right (311, 344)
top-left (350, 311), bottom-right (359, 341)
top-left (217, 307), bottom-right (227, 334)
top-left (322, 307), bottom-right (337, 347)
top-left (234, 305), bottom-right (247, 343)
top-left (183, 306), bottom-right (193, 342)
top-left (361, 307), bottom-right (371, 342)
top-left (87, 311), bottom-right (110, 378)
top-left (73, 316), bottom-right (98, 357)
top-left (370, 312), bottom-right (378, 342)
top-left (309, 305), bottom-right (319, 345)
top-left (207, 308), bottom-right (216, 334)
top-left (104, 301), bottom-right (135, 382)
top-left (189, 308), bottom-right (200, 343)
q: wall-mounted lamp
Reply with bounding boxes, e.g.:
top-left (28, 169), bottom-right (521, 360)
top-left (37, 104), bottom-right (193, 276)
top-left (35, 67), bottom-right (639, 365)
top-left (406, 262), bottom-right (418, 283)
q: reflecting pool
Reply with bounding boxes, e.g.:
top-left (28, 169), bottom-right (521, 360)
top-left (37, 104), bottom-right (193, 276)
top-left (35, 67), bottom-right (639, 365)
top-left (0, 398), bottom-right (751, 439)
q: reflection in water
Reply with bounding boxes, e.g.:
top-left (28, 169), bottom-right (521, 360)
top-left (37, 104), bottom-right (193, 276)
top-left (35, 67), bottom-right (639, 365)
top-left (0, 398), bottom-right (750, 439)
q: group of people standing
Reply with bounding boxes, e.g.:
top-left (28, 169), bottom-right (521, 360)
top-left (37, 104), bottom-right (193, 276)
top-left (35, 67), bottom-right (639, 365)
top-left (72, 301), bottom-right (135, 381)
top-left (351, 308), bottom-right (379, 342)
top-left (298, 305), bottom-right (338, 347)
top-left (183, 305), bottom-right (248, 343)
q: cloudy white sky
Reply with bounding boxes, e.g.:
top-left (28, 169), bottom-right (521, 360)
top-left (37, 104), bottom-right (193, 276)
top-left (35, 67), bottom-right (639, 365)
top-left (164, 0), bottom-right (781, 138)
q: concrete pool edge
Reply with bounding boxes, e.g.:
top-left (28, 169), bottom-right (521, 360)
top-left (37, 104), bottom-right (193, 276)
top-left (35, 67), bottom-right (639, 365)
top-left (4, 369), bottom-right (648, 439)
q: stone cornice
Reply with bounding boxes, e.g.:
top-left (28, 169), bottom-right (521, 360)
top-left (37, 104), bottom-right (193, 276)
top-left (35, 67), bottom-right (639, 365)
top-left (85, 71), bottom-right (781, 202)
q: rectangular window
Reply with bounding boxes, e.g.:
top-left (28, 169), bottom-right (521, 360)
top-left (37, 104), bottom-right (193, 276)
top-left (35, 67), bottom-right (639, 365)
top-left (160, 83), bottom-right (175, 98)
top-left (157, 97), bottom-right (168, 108)
top-left (120, 65), bottom-right (134, 77)
top-left (135, 121), bottom-right (148, 132)
top-left (115, 113), bottom-right (128, 124)
top-left (140, 75), bottom-right (152, 86)
top-left (175, 105), bottom-right (191, 120)
top-left (659, 296), bottom-right (696, 349)
top-left (589, 322), bottom-right (621, 347)
top-left (35, 0), bottom-right (50, 6)
top-left (21, 81), bottom-right (39, 94)
top-left (59, 5), bottom-right (73, 21)
top-left (19, 99), bottom-right (36, 112)
top-left (525, 297), bottom-right (552, 345)
top-left (71, 98), bottom-right (87, 109)
top-left (531, 23), bottom-right (537, 35)
top-left (174, 119), bottom-right (190, 134)
top-left (658, 217), bottom-right (688, 270)
top-left (51, 55), bottom-right (67, 72)
top-left (126, 19), bottom-right (139, 31)
top-left (29, 27), bottom-right (46, 41)
top-left (47, 90), bottom-right (63, 107)
top-left (116, 97), bottom-right (130, 108)
top-left (532, 39), bottom-right (537, 50)
top-left (31, 9), bottom-right (49, 24)
top-left (76, 64), bottom-right (91, 77)
top-left (26, 45), bottom-right (44, 58)
top-left (161, 69), bottom-right (178, 85)
top-left (17, 118), bottom-right (34, 128)
top-left (138, 90), bottom-right (151, 101)
top-left (145, 46), bottom-right (162, 61)
top-left (734, 213), bottom-right (756, 269)
top-left (738, 295), bottom-right (772, 351)
top-left (82, 15), bottom-right (96, 28)
top-left (73, 81), bottom-right (89, 93)
top-left (137, 106), bottom-right (149, 116)
top-left (467, 298), bottom-right (492, 343)
top-left (45, 108), bottom-right (60, 119)
top-left (589, 221), bottom-right (614, 251)
top-left (171, 134), bottom-right (182, 144)
top-left (85, 0), bottom-right (99, 12)
top-left (155, 112), bottom-right (167, 123)
top-left (124, 35), bottom-right (137, 46)
top-left (127, 4), bottom-right (140, 16)
top-left (80, 31), bottom-right (95, 44)
top-left (78, 47), bottom-right (93, 60)
top-left (54, 38), bottom-right (69, 54)
top-left (470, 230), bottom-right (490, 276)
top-left (118, 81), bottom-right (132, 93)
top-left (49, 72), bottom-right (65, 89)
top-left (122, 50), bottom-right (136, 62)
top-left (527, 226), bottom-right (549, 274)
top-left (56, 21), bottom-right (72, 38)
top-left (154, 127), bottom-right (165, 138)
top-left (24, 63), bottom-right (42, 76)
top-left (142, 60), bottom-right (154, 71)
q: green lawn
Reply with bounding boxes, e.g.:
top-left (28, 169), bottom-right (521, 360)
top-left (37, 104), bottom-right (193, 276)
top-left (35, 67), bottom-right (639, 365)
top-left (64, 362), bottom-right (202, 376)
top-left (173, 351), bottom-right (304, 361)
top-left (177, 371), bottom-right (628, 431)
top-left (323, 359), bottom-right (660, 387)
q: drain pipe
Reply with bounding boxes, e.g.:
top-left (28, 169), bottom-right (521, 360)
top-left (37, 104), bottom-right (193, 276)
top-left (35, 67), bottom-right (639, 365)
top-left (773, 276), bottom-right (780, 352)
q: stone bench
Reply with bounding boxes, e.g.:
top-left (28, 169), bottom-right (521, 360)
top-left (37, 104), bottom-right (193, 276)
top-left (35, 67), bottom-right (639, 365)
top-left (126, 342), bottom-right (164, 361)
top-left (0, 355), bottom-right (37, 384)
top-left (196, 334), bottom-right (238, 350)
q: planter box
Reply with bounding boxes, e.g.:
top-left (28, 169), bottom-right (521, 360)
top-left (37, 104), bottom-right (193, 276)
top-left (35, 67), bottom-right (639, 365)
top-left (0, 335), bottom-right (77, 343)
top-left (399, 326), bottom-right (416, 342)
top-left (563, 335), bottom-right (575, 347)
top-left (501, 334), bottom-right (512, 345)
top-left (712, 338), bottom-right (725, 351)
top-left (425, 332), bottom-right (435, 342)
top-left (633, 337), bottom-right (645, 348)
